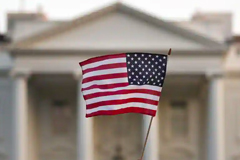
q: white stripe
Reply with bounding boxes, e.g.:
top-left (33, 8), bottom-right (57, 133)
top-left (86, 93), bottom-right (159, 104)
top-left (82, 58), bottom-right (126, 70)
top-left (83, 68), bottom-right (127, 79)
top-left (82, 78), bottom-right (128, 89)
top-left (86, 102), bottom-right (157, 114)
top-left (83, 85), bottom-right (161, 95)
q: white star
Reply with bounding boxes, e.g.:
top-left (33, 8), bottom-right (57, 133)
top-left (128, 69), bottom-right (131, 71)
top-left (158, 66), bottom-right (161, 68)
top-left (131, 65), bottom-right (134, 68)
top-left (147, 81), bottom-right (150, 84)
top-left (152, 58), bottom-right (155, 61)
top-left (163, 56), bottom-right (166, 59)
top-left (127, 54), bottom-right (130, 57)
top-left (142, 68), bottom-right (145, 71)
top-left (148, 61), bottom-right (151, 64)
top-left (141, 61), bottom-right (144, 64)
top-left (142, 54), bottom-right (144, 57)
top-left (159, 59), bottom-right (162, 62)
top-left (153, 83), bottom-right (156, 85)
top-left (158, 73), bottom-right (161, 75)
top-left (138, 57), bottom-right (141, 60)
top-left (148, 68), bottom-right (151, 71)
top-left (143, 75), bottom-right (146, 78)
top-left (149, 55), bottom-right (152, 57)
top-left (162, 70), bottom-right (165, 73)
top-left (136, 75), bottom-right (139, 78)
top-left (155, 62), bottom-right (158, 64)
top-left (133, 79), bottom-right (136, 81)
top-left (139, 65), bottom-right (141, 67)
top-left (137, 82), bottom-right (140, 84)
top-left (135, 54), bottom-right (137, 57)
top-left (160, 83), bottom-right (162, 85)
top-left (135, 61), bottom-right (137, 64)
top-left (145, 57), bottom-right (148, 60)
top-left (151, 65), bottom-right (154, 68)
top-left (132, 72), bottom-right (135, 75)
top-left (131, 82), bottom-right (133, 84)
top-left (161, 77), bottom-right (164, 80)
top-left (145, 65), bottom-right (148, 67)
top-left (139, 72), bottom-right (142, 75)
top-left (163, 63), bottom-right (165, 66)
top-left (157, 80), bottom-right (160, 82)
top-left (131, 58), bottom-right (134, 60)
top-left (128, 61), bottom-right (130, 64)
top-left (129, 76), bottom-right (132, 79)
top-left (135, 68), bottom-right (138, 71)
top-left (155, 69), bottom-right (157, 71)
top-left (140, 79), bottom-right (143, 81)
top-left (155, 76), bottom-right (158, 79)
top-left (146, 72), bottom-right (148, 75)
top-left (153, 72), bottom-right (155, 74)
top-left (150, 75), bottom-right (152, 77)
top-left (151, 79), bottom-right (154, 81)
top-left (156, 55), bottom-right (159, 58)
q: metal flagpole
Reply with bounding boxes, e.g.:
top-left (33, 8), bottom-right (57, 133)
top-left (138, 48), bottom-right (171, 160)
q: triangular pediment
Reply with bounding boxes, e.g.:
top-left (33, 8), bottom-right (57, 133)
top-left (12, 3), bottom-right (225, 51)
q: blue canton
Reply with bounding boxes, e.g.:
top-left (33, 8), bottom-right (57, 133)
top-left (126, 53), bottom-right (168, 87)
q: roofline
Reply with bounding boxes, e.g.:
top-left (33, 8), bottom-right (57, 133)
top-left (10, 2), bottom-right (225, 49)
top-left (9, 48), bottom-right (227, 56)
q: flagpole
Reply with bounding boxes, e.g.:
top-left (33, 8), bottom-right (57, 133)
top-left (139, 48), bottom-right (171, 160)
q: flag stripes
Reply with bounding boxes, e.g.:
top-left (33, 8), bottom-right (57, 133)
top-left (80, 53), bottom-right (165, 117)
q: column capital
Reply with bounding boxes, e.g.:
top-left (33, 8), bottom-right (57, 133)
top-left (205, 70), bottom-right (223, 80)
top-left (10, 68), bottom-right (31, 79)
top-left (73, 69), bottom-right (82, 80)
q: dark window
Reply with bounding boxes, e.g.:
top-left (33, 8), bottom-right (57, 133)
top-left (170, 101), bottom-right (188, 137)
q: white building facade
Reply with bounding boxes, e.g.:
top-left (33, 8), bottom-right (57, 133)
top-left (0, 3), bottom-right (239, 160)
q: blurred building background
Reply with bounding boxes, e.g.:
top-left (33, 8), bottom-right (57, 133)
top-left (0, 2), bottom-right (239, 160)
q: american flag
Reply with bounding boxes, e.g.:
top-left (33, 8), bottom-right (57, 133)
top-left (79, 53), bottom-right (168, 117)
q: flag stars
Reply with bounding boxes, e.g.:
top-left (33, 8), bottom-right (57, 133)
top-left (126, 53), bottom-right (167, 87)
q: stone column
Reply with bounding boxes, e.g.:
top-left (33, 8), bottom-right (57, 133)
top-left (75, 73), bottom-right (94, 160)
top-left (12, 70), bottom-right (29, 160)
top-left (142, 114), bottom-right (159, 160)
top-left (207, 73), bottom-right (225, 160)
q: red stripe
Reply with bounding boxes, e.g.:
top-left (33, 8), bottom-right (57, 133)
top-left (82, 82), bottom-right (129, 91)
top-left (83, 63), bottom-right (127, 74)
top-left (82, 73), bottom-right (127, 84)
top-left (85, 89), bottom-right (161, 100)
top-left (86, 107), bottom-right (156, 117)
top-left (86, 98), bottom-right (159, 109)
top-left (79, 53), bottom-right (126, 67)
